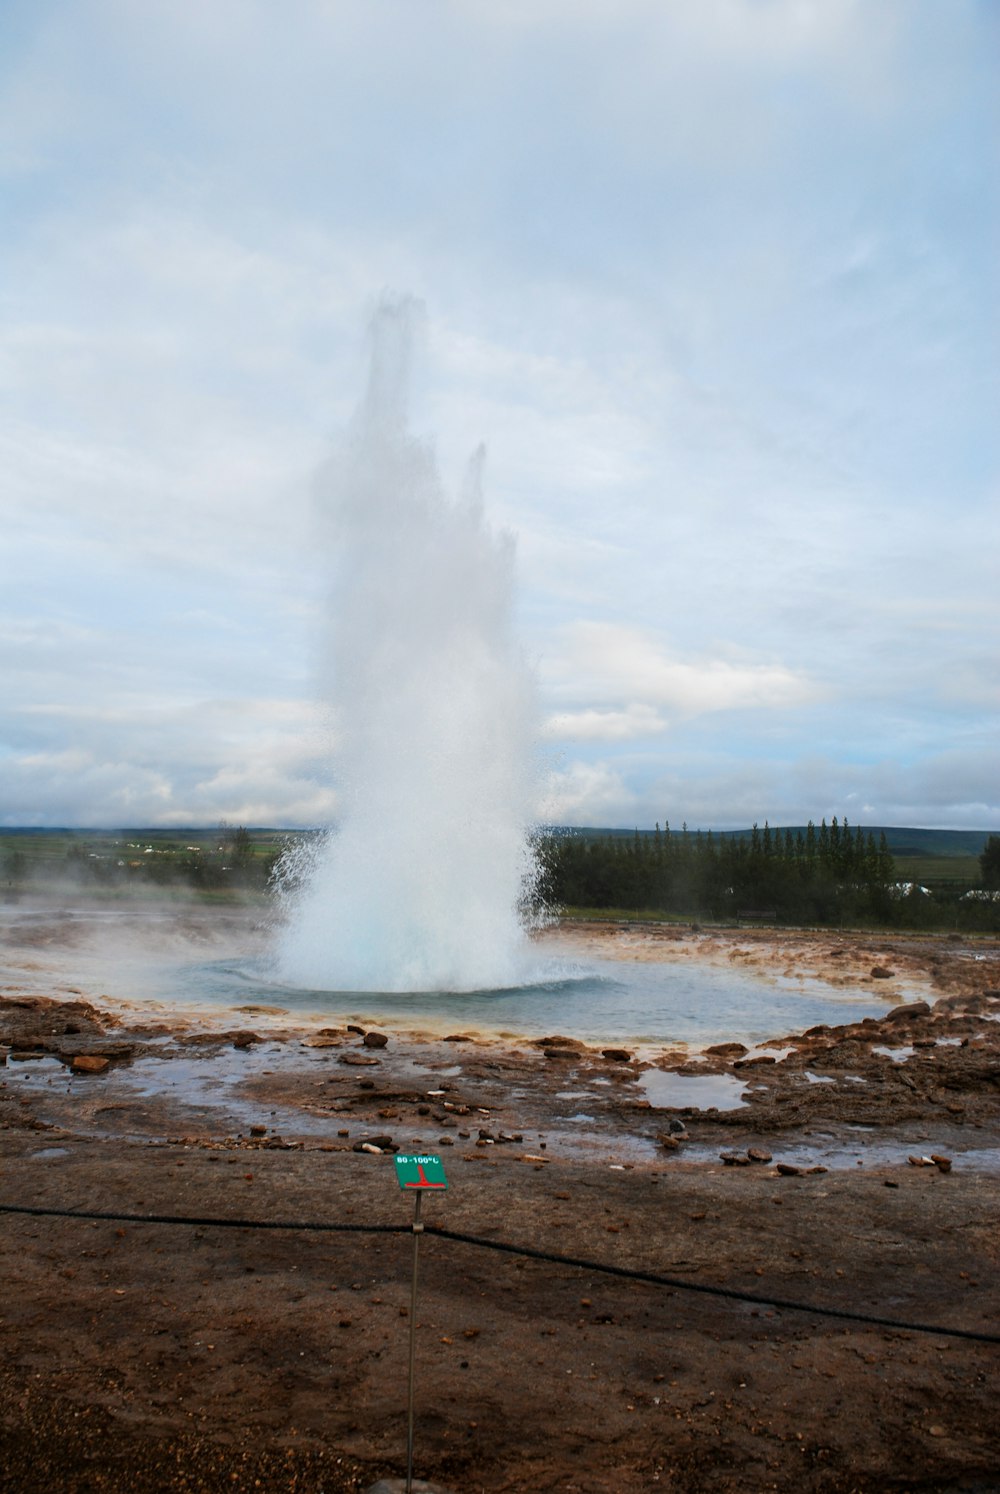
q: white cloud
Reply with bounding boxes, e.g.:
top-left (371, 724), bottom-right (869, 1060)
top-left (0, 0), bottom-right (995, 829)
top-left (542, 704), bottom-right (666, 742)
top-left (538, 760), bottom-right (636, 825)
top-left (544, 622), bottom-right (820, 718)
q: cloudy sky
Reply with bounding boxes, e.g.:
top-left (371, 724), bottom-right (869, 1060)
top-left (2, 0), bottom-right (997, 831)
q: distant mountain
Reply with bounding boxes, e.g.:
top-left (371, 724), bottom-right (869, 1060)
top-left (860, 827), bottom-right (993, 857)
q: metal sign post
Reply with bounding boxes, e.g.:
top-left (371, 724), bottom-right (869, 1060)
top-left (393, 1154), bottom-right (448, 1494)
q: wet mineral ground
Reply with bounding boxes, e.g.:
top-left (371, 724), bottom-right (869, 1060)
top-left (1, 908), bottom-right (998, 1492)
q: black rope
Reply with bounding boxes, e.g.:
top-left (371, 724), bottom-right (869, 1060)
top-left (2, 1202), bottom-right (997, 1345)
top-left (0, 1203), bottom-right (406, 1235)
top-left (425, 1225), bottom-right (1000, 1344)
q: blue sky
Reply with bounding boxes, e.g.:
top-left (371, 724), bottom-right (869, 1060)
top-left (2, 0), bottom-right (997, 830)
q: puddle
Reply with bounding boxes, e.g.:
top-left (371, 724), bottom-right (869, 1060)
top-left (804, 1071), bottom-right (835, 1084)
top-left (872, 1046), bottom-right (915, 1063)
top-left (664, 1130), bottom-right (1000, 1172)
top-left (2, 1046), bottom-right (349, 1142)
top-left (639, 1070), bottom-right (749, 1111)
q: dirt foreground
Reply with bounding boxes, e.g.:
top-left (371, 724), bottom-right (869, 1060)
top-left (1, 907), bottom-right (998, 1492)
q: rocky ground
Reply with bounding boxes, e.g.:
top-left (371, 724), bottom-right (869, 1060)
top-left (1, 906), bottom-right (998, 1492)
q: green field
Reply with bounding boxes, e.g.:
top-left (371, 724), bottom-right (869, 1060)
top-left (892, 853), bottom-right (983, 886)
top-left (0, 826), bottom-right (299, 898)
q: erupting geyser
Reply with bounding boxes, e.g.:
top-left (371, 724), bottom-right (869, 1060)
top-left (273, 297), bottom-right (541, 992)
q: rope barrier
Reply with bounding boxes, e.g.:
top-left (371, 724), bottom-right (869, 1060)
top-left (425, 1225), bottom-right (1000, 1344)
top-left (2, 1201), bottom-right (996, 1345)
top-left (0, 1202), bottom-right (406, 1235)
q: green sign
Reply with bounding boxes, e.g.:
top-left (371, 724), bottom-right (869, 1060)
top-left (394, 1153), bottom-right (448, 1191)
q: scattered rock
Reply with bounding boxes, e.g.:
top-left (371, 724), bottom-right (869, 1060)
top-left (705, 1043), bottom-right (748, 1058)
top-left (883, 1001), bottom-right (931, 1022)
top-left (601, 1048), bottom-right (632, 1063)
top-left (720, 1150), bottom-right (751, 1166)
top-left (775, 1162), bottom-right (803, 1176)
top-left (543, 1048), bottom-right (577, 1060)
top-left (930, 1153), bottom-right (952, 1172)
top-left (747, 1147), bottom-right (773, 1164)
top-left (53, 1040), bottom-right (135, 1063)
top-left (870, 966), bottom-right (895, 980)
top-left (346, 1024), bottom-right (365, 1035)
top-left (71, 1054), bottom-right (110, 1074)
top-left (341, 1055), bottom-right (380, 1067)
top-left (363, 1031), bottom-right (388, 1049)
top-left (231, 1032), bottom-right (260, 1049)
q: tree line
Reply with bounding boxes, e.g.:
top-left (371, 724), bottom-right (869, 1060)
top-left (538, 817), bottom-right (910, 926)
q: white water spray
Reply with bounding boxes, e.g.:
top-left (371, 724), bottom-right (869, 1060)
top-left (273, 298), bottom-right (541, 992)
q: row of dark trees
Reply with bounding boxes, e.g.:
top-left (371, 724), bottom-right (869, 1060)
top-left (538, 817), bottom-right (906, 925)
top-left (981, 835), bottom-right (1000, 889)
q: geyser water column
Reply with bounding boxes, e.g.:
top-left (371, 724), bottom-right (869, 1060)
top-left (274, 297), bottom-right (541, 993)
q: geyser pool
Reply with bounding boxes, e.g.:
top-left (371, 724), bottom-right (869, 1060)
top-left (273, 297), bottom-right (540, 993)
top-left (0, 902), bottom-right (926, 1049)
top-left (185, 953), bottom-right (900, 1050)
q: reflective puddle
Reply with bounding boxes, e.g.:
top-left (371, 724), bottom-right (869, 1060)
top-left (639, 1069), bottom-right (749, 1110)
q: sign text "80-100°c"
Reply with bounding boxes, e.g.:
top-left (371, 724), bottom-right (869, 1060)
top-left (394, 1154), bottom-right (448, 1190)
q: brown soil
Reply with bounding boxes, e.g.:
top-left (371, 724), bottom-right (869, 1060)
top-left (1, 907), bottom-right (998, 1492)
